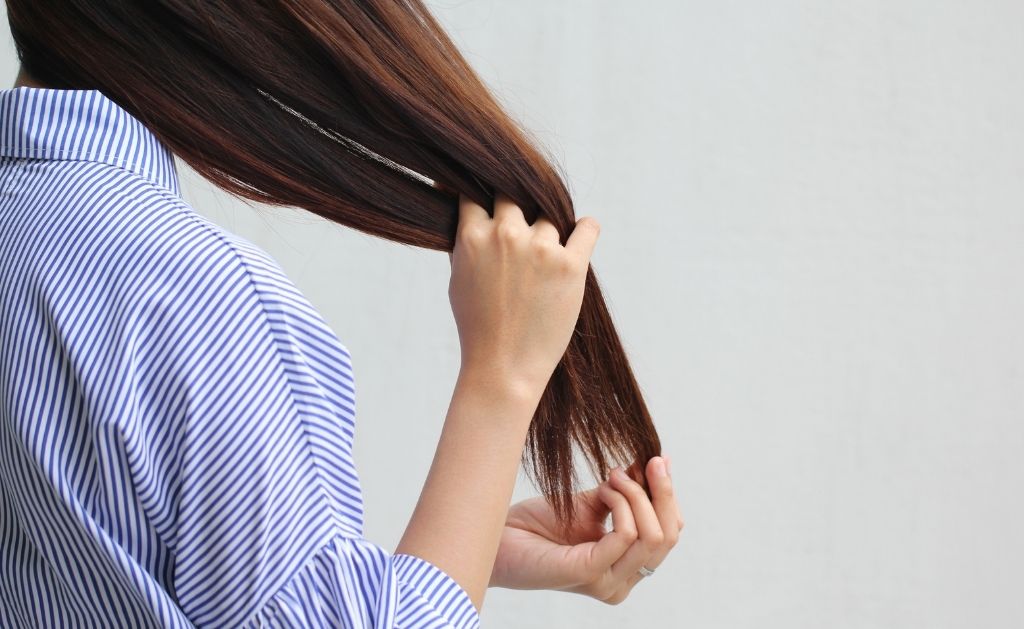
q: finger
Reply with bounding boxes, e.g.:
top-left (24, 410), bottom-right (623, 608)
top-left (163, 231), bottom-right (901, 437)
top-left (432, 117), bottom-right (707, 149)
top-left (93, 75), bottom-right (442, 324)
top-left (666, 454), bottom-right (683, 527)
top-left (623, 456), bottom-right (683, 588)
top-left (565, 216), bottom-right (601, 262)
top-left (531, 215), bottom-right (562, 244)
top-left (608, 465), bottom-right (664, 582)
top-left (609, 466), bottom-right (662, 547)
top-left (493, 191), bottom-right (528, 228)
top-left (586, 481), bottom-right (638, 571)
top-left (647, 456), bottom-right (682, 543)
top-left (610, 533), bottom-right (659, 590)
top-left (458, 192), bottom-right (490, 233)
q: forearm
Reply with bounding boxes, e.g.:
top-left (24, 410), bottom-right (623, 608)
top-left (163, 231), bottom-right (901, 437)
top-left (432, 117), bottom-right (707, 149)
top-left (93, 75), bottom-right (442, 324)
top-left (394, 367), bottom-right (541, 613)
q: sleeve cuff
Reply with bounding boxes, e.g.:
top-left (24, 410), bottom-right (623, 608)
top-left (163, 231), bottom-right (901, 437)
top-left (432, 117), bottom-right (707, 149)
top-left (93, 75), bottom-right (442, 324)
top-left (392, 553), bottom-right (482, 629)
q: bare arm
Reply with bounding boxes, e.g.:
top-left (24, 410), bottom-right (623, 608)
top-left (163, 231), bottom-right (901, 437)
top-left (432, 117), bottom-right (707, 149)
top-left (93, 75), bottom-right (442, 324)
top-left (395, 369), bottom-right (538, 611)
top-left (395, 191), bottom-right (601, 613)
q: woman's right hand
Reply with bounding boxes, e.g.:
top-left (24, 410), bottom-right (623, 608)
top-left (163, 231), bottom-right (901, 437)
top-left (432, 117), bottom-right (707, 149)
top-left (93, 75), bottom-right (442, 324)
top-left (448, 192), bottom-right (601, 397)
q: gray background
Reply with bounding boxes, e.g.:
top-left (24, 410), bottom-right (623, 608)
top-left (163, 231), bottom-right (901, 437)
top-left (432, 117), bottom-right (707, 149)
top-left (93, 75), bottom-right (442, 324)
top-left (5, 1), bottom-right (1023, 627)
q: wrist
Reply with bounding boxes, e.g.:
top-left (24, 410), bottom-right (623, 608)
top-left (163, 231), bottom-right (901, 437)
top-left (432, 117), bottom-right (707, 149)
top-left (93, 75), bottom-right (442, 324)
top-left (455, 362), bottom-right (548, 412)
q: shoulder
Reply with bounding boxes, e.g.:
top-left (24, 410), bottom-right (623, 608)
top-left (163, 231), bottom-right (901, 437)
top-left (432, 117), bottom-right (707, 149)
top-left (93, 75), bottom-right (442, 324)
top-left (24, 158), bottom-right (281, 312)
top-left (8, 158), bottom-right (216, 292)
top-left (6, 155), bottom-right (353, 387)
top-left (102, 188), bottom-right (357, 387)
top-left (12, 157), bottom-right (347, 354)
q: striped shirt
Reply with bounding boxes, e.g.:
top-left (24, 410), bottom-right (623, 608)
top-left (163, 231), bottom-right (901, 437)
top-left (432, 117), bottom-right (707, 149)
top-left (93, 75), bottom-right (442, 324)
top-left (0, 85), bottom-right (481, 629)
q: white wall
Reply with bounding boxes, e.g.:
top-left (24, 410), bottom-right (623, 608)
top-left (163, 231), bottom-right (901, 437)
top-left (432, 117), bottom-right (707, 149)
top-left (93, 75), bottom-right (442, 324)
top-left (7, 1), bottom-right (1023, 626)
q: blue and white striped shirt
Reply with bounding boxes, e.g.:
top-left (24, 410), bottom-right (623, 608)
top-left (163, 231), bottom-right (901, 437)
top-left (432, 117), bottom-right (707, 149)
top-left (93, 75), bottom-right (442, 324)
top-left (0, 85), bottom-right (481, 629)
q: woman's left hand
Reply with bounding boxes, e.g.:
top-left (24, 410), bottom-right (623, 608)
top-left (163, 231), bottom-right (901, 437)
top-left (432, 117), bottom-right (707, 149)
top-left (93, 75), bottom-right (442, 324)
top-left (490, 455), bottom-right (683, 604)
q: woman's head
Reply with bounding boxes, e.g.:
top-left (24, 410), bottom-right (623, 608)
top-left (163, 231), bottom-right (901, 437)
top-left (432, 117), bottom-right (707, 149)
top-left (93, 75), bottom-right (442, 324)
top-left (7, 0), bottom-right (661, 536)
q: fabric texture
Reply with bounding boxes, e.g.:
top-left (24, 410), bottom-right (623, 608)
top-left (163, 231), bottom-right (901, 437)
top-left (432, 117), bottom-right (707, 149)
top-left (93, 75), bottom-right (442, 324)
top-left (0, 86), bottom-right (480, 629)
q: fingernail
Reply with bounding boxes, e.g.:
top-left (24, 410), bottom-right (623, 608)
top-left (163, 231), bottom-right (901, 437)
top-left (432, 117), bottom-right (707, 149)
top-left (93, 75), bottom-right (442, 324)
top-left (665, 455), bottom-right (672, 477)
top-left (653, 457), bottom-right (668, 478)
top-left (611, 466), bottom-right (625, 480)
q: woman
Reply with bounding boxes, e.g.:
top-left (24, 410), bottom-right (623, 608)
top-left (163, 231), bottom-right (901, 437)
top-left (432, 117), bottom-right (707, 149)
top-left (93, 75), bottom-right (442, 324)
top-left (0, 2), bottom-right (682, 627)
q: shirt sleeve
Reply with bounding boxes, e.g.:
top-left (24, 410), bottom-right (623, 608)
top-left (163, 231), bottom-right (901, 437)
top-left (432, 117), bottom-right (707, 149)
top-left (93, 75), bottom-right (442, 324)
top-left (122, 210), bottom-right (481, 628)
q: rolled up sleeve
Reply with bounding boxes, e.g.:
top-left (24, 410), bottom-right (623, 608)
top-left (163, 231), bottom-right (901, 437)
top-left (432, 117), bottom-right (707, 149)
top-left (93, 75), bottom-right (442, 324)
top-left (241, 537), bottom-right (480, 629)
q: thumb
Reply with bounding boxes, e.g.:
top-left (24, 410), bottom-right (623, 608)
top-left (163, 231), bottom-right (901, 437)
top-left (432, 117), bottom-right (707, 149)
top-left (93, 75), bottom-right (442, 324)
top-left (575, 483), bottom-right (612, 521)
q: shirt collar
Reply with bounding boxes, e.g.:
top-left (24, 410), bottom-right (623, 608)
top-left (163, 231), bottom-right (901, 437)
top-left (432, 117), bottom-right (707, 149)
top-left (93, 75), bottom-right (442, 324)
top-left (0, 86), bottom-right (181, 198)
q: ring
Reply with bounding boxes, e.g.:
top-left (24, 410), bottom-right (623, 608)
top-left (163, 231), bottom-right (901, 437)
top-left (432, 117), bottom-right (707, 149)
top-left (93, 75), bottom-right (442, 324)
top-left (637, 565), bottom-right (655, 578)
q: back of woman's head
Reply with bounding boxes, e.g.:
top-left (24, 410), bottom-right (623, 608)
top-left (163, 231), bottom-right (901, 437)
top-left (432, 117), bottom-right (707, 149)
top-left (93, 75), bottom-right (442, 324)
top-left (7, 0), bottom-right (661, 535)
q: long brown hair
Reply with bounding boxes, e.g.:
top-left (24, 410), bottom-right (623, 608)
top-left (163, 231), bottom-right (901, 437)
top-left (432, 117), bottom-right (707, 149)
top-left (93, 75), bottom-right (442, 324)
top-left (7, 0), bottom-right (661, 537)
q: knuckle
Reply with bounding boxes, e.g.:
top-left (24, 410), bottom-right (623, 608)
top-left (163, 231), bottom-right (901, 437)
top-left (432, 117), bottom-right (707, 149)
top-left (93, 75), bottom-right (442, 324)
top-left (656, 487), bottom-right (677, 507)
top-left (646, 530), bottom-right (665, 549)
top-left (665, 521), bottom-right (681, 544)
top-left (611, 495), bottom-right (630, 513)
top-left (598, 484), bottom-right (618, 506)
top-left (532, 238), bottom-right (558, 258)
top-left (618, 477), bottom-right (643, 497)
top-left (495, 220), bottom-right (523, 243)
top-left (654, 486), bottom-right (674, 504)
top-left (557, 254), bottom-right (582, 275)
top-left (458, 224), bottom-right (487, 246)
top-left (622, 526), bottom-right (639, 543)
top-left (665, 529), bottom-right (679, 548)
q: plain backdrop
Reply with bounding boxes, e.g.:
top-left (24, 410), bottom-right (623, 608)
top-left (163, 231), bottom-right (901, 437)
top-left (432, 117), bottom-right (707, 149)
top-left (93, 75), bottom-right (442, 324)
top-left (5, 1), bottom-right (1023, 627)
